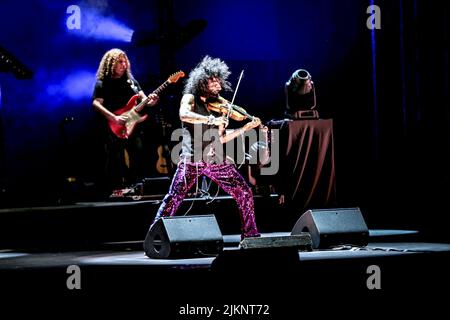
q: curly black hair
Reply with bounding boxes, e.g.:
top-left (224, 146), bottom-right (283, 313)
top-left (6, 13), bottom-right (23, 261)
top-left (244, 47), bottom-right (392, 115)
top-left (183, 55), bottom-right (232, 95)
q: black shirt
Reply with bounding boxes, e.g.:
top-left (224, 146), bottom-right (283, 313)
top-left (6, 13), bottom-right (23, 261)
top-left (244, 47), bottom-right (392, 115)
top-left (93, 76), bottom-right (142, 112)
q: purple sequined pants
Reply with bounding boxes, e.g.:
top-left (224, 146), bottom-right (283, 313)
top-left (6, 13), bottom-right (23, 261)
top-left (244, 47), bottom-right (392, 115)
top-left (152, 161), bottom-right (260, 239)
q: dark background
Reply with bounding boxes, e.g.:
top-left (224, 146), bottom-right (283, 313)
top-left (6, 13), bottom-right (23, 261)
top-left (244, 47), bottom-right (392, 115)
top-left (0, 0), bottom-right (448, 240)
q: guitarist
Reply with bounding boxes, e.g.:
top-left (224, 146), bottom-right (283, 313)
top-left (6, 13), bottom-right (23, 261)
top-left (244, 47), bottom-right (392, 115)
top-left (92, 48), bottom-right (159, 197)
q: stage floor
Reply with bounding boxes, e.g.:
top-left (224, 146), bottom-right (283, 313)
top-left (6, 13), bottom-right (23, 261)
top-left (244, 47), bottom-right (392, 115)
top-left (2, 232), bottom-right (449, 269)
top-left (1, 232), bottom-right (449, 317)
top-left (1, 199), bottom-right (449, 314)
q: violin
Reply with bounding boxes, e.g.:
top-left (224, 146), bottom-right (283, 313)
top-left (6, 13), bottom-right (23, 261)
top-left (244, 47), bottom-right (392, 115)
top-left (206, 96), bottom-right (256, 122)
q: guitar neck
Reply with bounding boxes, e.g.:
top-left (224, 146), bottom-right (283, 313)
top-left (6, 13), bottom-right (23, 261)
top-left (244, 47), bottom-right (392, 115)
top-left (152, 80), bottom-right (169, 96)
top-left (134, 80), bottom-right (170, 113)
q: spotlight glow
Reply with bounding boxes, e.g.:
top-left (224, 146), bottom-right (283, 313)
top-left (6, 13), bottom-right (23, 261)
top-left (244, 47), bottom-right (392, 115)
top-left (68, 8), bottom-right (134, 42)
top-left (41, 69), bottom-right (96, 110)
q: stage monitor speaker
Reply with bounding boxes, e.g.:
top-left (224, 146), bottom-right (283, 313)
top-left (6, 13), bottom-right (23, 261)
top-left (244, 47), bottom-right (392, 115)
top-left (144, 215), bottom-right (224, 259)
top-left (291, 207), bottom-right (369, 249)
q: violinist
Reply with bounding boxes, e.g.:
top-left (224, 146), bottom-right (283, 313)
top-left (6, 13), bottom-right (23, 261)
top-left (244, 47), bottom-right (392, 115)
top-left (147, 55), bottom-right (261, 241)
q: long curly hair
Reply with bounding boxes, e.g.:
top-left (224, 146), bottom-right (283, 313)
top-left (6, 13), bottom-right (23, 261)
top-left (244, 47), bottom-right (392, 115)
top-left (183, 55), bottom-right (232, 95)
top-left (96, 48), bottom-right (133, 80)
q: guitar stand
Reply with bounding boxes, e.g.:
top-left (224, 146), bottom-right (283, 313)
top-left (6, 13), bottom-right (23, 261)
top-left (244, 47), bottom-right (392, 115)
top-left (188, 176), bottom-right (212, 199)
top-left (197, 176), bottom-right (211, 198)
top-left (109, 177), bottom-right (172, 201)
top-left (109, 183), bottom-right (144, 199)
top-left (197, 189), bottom-right (211, 199)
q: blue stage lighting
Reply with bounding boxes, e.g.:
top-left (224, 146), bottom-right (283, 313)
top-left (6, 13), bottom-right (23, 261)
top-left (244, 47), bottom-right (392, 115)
top-left (45, 70), bottom-right (96, 107)
top-left (68, 9), bottom-right (134, 42)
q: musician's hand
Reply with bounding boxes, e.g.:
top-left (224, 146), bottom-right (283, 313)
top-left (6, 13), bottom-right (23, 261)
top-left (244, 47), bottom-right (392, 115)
top-left (147, 93), bottom-right (159, 106)
top-left (113, 114), bottom-right (128, 125)
top-left (213, 116), bottom-right (229, 128)
top-left (243, 117), bottom-right (261, 131)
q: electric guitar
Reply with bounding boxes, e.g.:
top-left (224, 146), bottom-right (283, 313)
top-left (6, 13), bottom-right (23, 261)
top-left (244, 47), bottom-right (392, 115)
top-left (109, 71), bottom-right (185, 139)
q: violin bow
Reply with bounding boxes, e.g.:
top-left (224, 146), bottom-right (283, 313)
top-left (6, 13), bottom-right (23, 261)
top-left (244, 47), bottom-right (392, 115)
top-left (225, 70), bottom-right (245, 121)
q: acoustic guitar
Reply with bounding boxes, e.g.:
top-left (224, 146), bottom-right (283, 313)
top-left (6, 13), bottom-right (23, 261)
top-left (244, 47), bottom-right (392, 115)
top-left (109, 71), bottom-right (185, 139)
top-left (156, 145), bottom-right (171, 174)
top-left (155, 112), bottom-right (173, 174)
